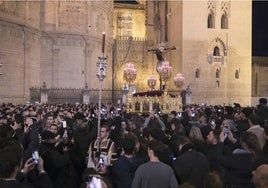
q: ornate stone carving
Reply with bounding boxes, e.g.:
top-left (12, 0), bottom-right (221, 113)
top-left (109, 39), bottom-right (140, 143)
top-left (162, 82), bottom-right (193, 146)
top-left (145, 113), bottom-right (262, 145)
top-left (207, 0), bottom-right (216, 15)
top-left (58, 2), bottom-right (86, 30)
top-left (221, 1), bottom-right (230, 16)
top-left (0, 1), bottom-right (25, 18)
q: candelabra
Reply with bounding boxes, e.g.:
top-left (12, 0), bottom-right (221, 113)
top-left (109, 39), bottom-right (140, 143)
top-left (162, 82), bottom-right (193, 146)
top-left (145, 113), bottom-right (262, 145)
top-left (157, 61), bottom-right (172, 90)
top-left (96, 32), bottom-right (107, 154)
top-left (147, 75), bottom-right (157, 90)
top-left (123, 63), bottom-right (137, 88)
top-left (174, 73), bottom-right (185, 94)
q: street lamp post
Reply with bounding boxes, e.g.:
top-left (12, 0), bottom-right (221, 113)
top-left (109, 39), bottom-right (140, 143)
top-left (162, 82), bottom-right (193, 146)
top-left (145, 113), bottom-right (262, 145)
top-left (96, 32), bottom-right (107, 154)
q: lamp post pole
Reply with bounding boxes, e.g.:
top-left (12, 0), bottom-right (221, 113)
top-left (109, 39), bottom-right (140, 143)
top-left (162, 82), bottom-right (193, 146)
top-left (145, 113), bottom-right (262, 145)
top-left (96, 32), bottom-right (107, 154)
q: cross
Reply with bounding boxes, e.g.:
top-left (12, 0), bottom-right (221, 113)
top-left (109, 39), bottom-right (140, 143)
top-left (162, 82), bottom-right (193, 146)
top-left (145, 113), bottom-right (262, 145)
top-left (147, 43), bottom-right (176, 91)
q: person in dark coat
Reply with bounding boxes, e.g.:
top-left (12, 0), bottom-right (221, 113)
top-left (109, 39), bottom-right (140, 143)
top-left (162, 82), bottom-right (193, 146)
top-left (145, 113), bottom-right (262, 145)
top-left (216, 131), bottom-right (266, 188)
top-left (0, 138), bottom-right (52, 188)
top-left (70, 119), bottom-right (96, 186)
top-left (173, 136), bottom-right (209, 188)
top-left (236, 107), bottom-right (251, 137)
top-left (39, 130), bottom-right (74, 188)
top-left (112, 133), bottom-right (144, 188)
top-left (19, 116), bottom-right (39, 163)
top-left (255, 98), bottom-right (268, 126)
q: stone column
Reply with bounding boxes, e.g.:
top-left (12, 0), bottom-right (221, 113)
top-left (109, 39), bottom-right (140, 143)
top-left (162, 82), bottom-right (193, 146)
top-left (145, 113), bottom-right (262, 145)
top-left (82, 83), bottom-right (90, 104)
top-left (40, 82), bottom-right (49, 104)
top-left (51, 48), bottom-right (60, 88)
top-left (185, 85), bottom-right (192, 105)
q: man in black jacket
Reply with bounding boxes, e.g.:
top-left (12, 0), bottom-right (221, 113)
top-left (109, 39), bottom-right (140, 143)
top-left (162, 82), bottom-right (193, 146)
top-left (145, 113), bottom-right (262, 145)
top-left (39, 130), bottom-right (74, 188)
top-left (173, 136), bottom-right (209, 188)
top-left (0, 138), bottom-right (52, 188)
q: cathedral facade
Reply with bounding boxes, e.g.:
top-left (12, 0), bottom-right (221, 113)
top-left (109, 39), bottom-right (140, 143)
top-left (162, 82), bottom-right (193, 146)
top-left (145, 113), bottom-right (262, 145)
top-left (0, 1), bottom-right (253, 106)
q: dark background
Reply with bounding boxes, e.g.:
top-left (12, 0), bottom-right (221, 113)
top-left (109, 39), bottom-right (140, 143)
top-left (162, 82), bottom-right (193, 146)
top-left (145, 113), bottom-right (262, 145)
top-left (252, 1), bottom-right (268, 56)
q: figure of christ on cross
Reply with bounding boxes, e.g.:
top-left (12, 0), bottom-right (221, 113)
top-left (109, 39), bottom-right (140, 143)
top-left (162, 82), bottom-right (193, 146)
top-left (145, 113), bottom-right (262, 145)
top-left (147, 45), bottom-right (176, 90)
top-left (147, 46), bottom-right (176, 72)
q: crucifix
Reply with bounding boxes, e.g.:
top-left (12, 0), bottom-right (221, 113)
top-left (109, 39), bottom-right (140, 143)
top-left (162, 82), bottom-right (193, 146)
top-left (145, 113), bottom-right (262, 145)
top-left (147, 44), bottom-right (176, 90)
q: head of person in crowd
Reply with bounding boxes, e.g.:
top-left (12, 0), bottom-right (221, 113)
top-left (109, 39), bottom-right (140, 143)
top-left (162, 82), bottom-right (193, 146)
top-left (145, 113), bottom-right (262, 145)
top-left (240, 107), bottom-right (252, 120)
top-left (28, 106), bottom-right (37, 116)
top-left (221, 118), bottom-right (236, 133)
top-left (121, 133), bottom-right (137, 156)
top-left (233, 102), bottom-right (241, 113)
top-left (120, 120), bottom-right (129, 134)
top-left (44, 113), bottom-right (54, 130)
top-left (0, 138), bottom-right (23, 179)
top-left (175, 136), bottom-right (195, 154)
top-left (40, 130), bottom-right (57, 145)
top-left (147, 140), bottom-right (165, 161)
top-left (252, 164), bottom-right (268, 188)
top-left (74, 112), bottom-right (85, 126)
top-left (49, 123), bottom-right (59, 135)
top-left (168, 110), bottom-right (177, 122)
top-left (224, 106), bottom-right (234, 119)
top-left (0, 124), bottom-right (14, 139)
top-left (22, 108), bottom-right (30, 117)
top-left (148, 127), bottom-right (167, 143)
top-left (170, 118), bottom-right (183, 133)
top-left (189, 126), bottom-right (204, 141)
top-left (204, 107), bottom-right (212, 119)
top-left (100, 124), bottom-right (110, 140)
top-left (14, 113), bottom-right (24, 128)
top-left (204, 171), bottom-right (223, 188)
top-left (0, 115), bottom-right (8, 126)
top-left (24, 116), bottom-right (34, 128)
top-left (199, 113), bottom-right (208, 124)
top-left (259, 98), bottom-right (268, 107)
top-left (249, 114), bottom-right (263, 126)
top-left (240, 131), bottom-right (262, 160)
top-left (206, 128), bottom-right (221, 145)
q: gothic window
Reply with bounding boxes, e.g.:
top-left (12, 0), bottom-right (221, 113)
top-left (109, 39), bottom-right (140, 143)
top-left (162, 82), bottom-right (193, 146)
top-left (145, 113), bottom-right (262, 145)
top-left (207, 13), bottom-right (215, 28)
top-left (216, 80), bottom-right (220, 88)
top-left (213, 46), bottom-right (220, 56)
top-left (221, 13), bottom-right (228, 29)
top-left (195, 68), bottom-right (200, 78)
top-left (216, 69), bottom-right (220, 78)
top-left (235, 70), bottom-right (239, 79)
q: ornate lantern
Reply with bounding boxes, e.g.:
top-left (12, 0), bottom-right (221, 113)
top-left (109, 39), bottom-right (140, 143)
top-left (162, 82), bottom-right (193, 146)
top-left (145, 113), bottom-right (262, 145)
top-left (157, 61), bottom-right (172, 90)
top-left (174, 73), bottom-right (185, 92)
top-left (123, 63), bottom-right (137, 85)
top-left (147, 75), bottom-right (157, 90)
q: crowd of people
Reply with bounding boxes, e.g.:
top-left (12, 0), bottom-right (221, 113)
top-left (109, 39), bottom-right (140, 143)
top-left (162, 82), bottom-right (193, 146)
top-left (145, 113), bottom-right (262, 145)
top-left (0, 98), bottom-right (268, 188)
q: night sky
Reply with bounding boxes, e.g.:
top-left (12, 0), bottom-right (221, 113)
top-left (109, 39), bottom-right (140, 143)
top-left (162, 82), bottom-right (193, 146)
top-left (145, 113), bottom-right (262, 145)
top-left (252, 1), bottom-right (268, 56)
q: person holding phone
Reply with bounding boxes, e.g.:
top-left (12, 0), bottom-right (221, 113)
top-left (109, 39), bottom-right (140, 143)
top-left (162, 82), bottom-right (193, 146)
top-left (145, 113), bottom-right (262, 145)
top-left (20, 116), bottom-right (39, 163)
top-left (217, 131), bottom-right (265, 188)
top-left (87, 124), bottom-right (118, 172)
top-left (0, 138), bottom-right (53, 188)
top-left (39, 130), bottom-right (74, 188)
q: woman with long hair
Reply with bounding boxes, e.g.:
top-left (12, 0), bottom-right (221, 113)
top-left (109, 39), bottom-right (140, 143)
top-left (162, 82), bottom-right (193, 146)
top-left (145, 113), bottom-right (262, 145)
top-left (216, 131), bottom-right (266, 188)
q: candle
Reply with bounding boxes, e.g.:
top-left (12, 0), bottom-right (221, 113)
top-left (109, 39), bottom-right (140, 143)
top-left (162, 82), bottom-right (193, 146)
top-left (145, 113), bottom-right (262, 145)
top-left (101, 31), bottom-right (105, 53)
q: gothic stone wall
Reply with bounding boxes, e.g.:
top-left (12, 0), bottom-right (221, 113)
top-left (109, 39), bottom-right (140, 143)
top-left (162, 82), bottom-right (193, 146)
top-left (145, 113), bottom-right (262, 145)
top-left (0, 1), bottom-right (41, 104)
top-left (0, 1), bottom-right (114, 104)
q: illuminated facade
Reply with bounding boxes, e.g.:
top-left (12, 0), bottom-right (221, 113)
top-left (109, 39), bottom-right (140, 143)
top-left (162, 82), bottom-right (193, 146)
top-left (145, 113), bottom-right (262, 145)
top-left (0, 1), bottom-right (261, 106)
